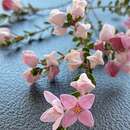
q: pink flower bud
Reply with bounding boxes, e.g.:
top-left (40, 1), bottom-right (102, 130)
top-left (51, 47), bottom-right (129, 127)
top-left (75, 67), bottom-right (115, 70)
top-left (23, 69), bottom-right (40, 85)
top-left (105, 61), bottom-right (121, 77)
top-left (22, 50), bottom-right (39, 68)
top-left (49, 9), bottom-right (66, 26)
top-left (0, 27), bottom-right (13, 41)
top-left (87, 50), bottom-right (104, 69)
top-left (99, 24), bottom-right (115, 41)
top-left (2, 0), bottom-right (22, 11)
top-left (53, 26), bottom-right (67, 36)
top-left (94, 40), bottom-right (105, 51)
top-left (70, 73), bottom-right (95, 95)
top-left (74, 22), bottom-right (91, 39)
top-left (64, 50), bottom-right (83, 71)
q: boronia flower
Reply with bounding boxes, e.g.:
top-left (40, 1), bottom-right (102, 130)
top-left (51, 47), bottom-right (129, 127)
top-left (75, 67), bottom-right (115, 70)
top-left (53, 26), bottom-right (67, 36)
top-left (0, 28), bottom-right (13, 42)
top-left (45, 51), bottom-right (60, 80)
top-left (87, 50), bottom-right (104, 69)
top-left (74, 22), bottom-right (91, 39)
top-left (2, 0), bottom-right (22, 11)
top-left (64, 49), bottom-right (83, 71)
top-left (60, 94), bottom-right (95, 128)
top-left (99, 23), bottom-right (116, 42)
top-left (23, 69), bottom-right (40, 85)
top-left (22, 50), bottom-right (39, 68)
top-left (40, 91), bottom-right (64, 130)
top-left (49, 9), bottom-right (66, 26)
top-left (71, 73), bottom-right (95, 95)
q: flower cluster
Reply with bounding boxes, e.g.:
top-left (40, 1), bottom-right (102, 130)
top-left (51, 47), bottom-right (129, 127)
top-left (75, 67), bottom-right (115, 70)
top-left (0, 0), bottom-right (130, 130)
top-left (94, 23), bottom-right (130, 77)
top-left (40, 73), bottom-right (95, 130)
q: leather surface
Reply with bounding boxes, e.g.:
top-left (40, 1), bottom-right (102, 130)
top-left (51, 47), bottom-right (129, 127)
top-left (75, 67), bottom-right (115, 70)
top-left (0, 0), bottom-right (130, 130)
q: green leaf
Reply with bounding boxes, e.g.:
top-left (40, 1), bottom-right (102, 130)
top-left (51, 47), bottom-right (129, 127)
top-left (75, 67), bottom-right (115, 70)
top-left (71, 91), bottom-right (80, 97)
top-left (67, 13), bottom-right (73, 23)
top-left (86, 71), bottom-right (96, 85)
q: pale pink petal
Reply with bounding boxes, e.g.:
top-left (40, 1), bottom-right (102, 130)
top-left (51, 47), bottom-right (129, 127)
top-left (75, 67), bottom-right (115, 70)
top-left (62, 110), bottom-right (77, 128)
top-left (79, 94), bottom-right (95, 109)
top-left (121, 63), bottom-right (130, 74)
top-left (121, 35), bottom-right (130, 49)
top-left (44, 91), bottom-right (59, 105)
top-left (40, 107), bottom-right (61, 123)
top-left (60, 94), bottom-right (77, 110)
top-left (78, 110), bottom-right (94, 127)
top-left (52, 115), bottom-right (63, 130)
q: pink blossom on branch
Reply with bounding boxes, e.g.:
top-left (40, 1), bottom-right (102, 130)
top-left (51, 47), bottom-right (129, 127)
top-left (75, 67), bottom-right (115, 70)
top-left (40, 91), bottom-right (64, 130)
top-left (45, 51), bottom-right (60, 80)
top-left (70, 73), bottom-right (95, 95)
top-left (87, 50), bottom-right (104, 69)
top-left (99, 24), bottom-right (116, 42)
top-left (64, 49), bottom-right (83, 71)
top-left (22, 50), bottom-right (39, 68)
top-left (2, 0), bottom-right (22, 11)
top-left (0, 28), bottom-right (13, 42)
top-left (23, 69), bottom-right (40, 85)
top-left (60, 94), bottom-right (95, 128)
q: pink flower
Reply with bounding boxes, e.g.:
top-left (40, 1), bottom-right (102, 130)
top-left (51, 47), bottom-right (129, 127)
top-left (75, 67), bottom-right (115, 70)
top-left (23, 69), bottom-right (40, 85)
top-left (126, 29), bottom-right (130, 36)
top-left (22, 50), bottom-right (39, 68)
top-left (53, 26), bottom-right (67, 36)
top-left (109, 33), bottom-right (130, 52)
top-left (104, 60), bottom-right (121, 77)
top-left (2, 0), bottom-right (22, 11)
top-left (70, 73), bottom-right (95, 95)
top-left (64, 50), bottom-right (83, 71)
top-left (60, 94), bottom-right (95, 128)
top-left (0, 28), bottom-right (13, 42)
top-left (73, 0), bottom-right (88, 9)
top-left (94, 40), bottom-right (105, 51)
top-left (49, 9), bottom-right (66, 26)
top-left (74, 22), bottom-right (91, 39)
top-left (40, 91), bottom-right (64, 130)
top-left (124, 17), bottom-right (130, 29)
top-left (99, 24), bottom-right (115, 42)
top-left (87, 50), bottom-right (104, 69)
top-left (45, 52), bottom-right (59, 80)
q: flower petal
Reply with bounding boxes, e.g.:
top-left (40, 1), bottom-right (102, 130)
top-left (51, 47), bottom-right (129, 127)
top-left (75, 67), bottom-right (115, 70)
top-left (78, 110), bottom-right (94, 127)
top-left (79, 94), bottom-right (95, 109)
top-left (60, 94), bottom-right (77, 110)
top-left (62, 110), bottom-right (77, 128)
top-left (40, 107), bottom-right (61, 123)
top-left (52, 115), bottom-right (63, 130)
top-left (44, 91), bottom-right (59, 105)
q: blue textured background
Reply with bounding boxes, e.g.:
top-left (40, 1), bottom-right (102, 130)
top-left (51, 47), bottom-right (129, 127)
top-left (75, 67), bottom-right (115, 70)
top-left (0, 0), bottom-right (130, 130)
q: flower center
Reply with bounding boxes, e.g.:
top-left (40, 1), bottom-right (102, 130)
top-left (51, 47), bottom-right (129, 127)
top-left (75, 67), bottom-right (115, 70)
top-left (73, 105), bottom-right (82, 113)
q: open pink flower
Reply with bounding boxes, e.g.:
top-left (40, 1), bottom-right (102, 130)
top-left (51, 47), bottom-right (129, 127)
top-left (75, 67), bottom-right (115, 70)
top-left (64, 50), bottom-right (83, 71)
top-left (74, 22), bottom-right (91, 39)
top-left (49, 9), bottom-right (66, 26)
top-left (40, 91), bottom-right (64, 130)
top-left (99, 24), bottom-right (115, 42)
top-left (23, 69), bottom-right (40, 85)
top-left (71, 73), bottom-right (95, 95)
top-left (60, 94), bottom-right (95, 128)
top-left (87, 50), bottom-right (104, 69)
top-left (45, 52), bottom-right (59, 80)
top-left (0, 28), bottom-right (13, 42)
top-left (22, 50), bottom-right (39, 68)
top-left (2, 0), bottom-right (22, 11)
